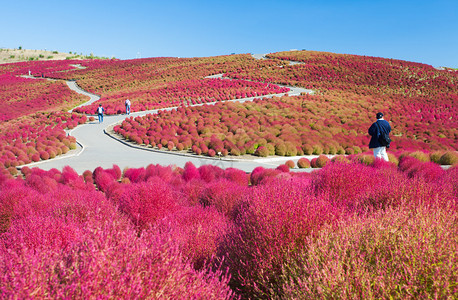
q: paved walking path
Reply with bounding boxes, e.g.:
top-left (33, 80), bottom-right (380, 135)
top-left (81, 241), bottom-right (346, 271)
top-left (22, 61), bottom-right (317, 174)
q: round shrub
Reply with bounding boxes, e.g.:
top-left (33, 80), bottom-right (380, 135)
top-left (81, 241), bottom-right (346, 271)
top-left (31, 154), bottom-right (40, 162)
top-left (219, 179), bottom-right (330, 299)
top-left (8, 167), bottom-right (18, 176)
top-left (409, 151), bottom-right (430, 162)
top-left (357, 154), bottom-right (375, 166)
top-left (182, 162), bottom-right (200, 182)
top-left (336, 146), bottom-right (346, 155)
top-left (255, 146), bottom-right (269, 157)
top-left (315, 155), bottom-right (330, 168)
top-left (276, 164), bottom-right (290, 173)
top-left (208, 149), bottom-right (216, 157)
top-left (297, 158), bottom-right (311, 168)
top-left (230, 147), bottom-right (241, 156)
top-left (275, 143), bottom-right (287, 156)
top-left (285, 142), bottom-right (297, 156)
top-left (296, 146), bottom-right (304, 156)
top-left (302, 144), bottom-right (314, 155)
top-left (285, 160), bottom-right (295, 169)
top-left (353, 146), bottom-right (362, 154)
top-left (61, 145), bottom-right (70, 154)
top-left (430, 151), bottom-right (445, 163)
top-left (312, 145), bottom-right (323, 155)
top-left (223, 168), bottom-right (249, 186)
top-left (439, 151), bottom-right (458, 165)
top-left (328, 145), bottom-right (337, 155)
top-left (82, 170), bottom-right (93, 183)
top-left (21, 166), bottom-right (32, 177)
top-left (200, 144), bottom-right (209, 155)
top-left (345, 147), bottom-right (355, 155)
top-left (48, 149), bottom-right (57, 159)
top-left (119, 178), bottom-right (180, 229)
top-left (245, 141), bottom-right (256, 155)
top-left (39, 151), bottom-right (49, 160)
top-left (266, 143), bottom-right (276, 155)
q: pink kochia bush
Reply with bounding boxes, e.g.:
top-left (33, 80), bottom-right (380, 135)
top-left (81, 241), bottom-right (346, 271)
top-left (280, 205), bottom-right (457, 299)
top-left (0, 161), bottom-right (457, 299)
top-left (0, 165), bottom-right (235, 298)
top-left (118, 177), bottom-right (182, 230)
top-left (218, 177), bottom-right (341, 298)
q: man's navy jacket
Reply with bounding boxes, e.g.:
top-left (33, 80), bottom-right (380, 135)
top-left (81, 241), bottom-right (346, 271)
top-left (368, 119), bottom-right (391, 148)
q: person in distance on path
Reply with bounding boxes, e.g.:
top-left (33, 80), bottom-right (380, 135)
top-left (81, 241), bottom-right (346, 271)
top-left (368, 112), bottom-right (391, 162)
top-left (96, 104), bottom-right (105, 123)
top-left (125, 99), bottom-right (131, 115)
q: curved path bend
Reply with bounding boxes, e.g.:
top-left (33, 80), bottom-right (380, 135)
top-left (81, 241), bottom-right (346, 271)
top-left (22, 56), bottom-right (317, 174)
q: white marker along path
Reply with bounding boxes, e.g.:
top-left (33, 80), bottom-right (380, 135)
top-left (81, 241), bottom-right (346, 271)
top-left (21, 60), bottom-right (316, 174)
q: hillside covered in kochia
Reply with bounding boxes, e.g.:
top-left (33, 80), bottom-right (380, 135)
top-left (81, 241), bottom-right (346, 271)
top-left (0, 50), bottom-right (457, 299)
top-left (109, 51), bottom-right (457, 156)
top-left (0, 50), bottom-right (456, 175)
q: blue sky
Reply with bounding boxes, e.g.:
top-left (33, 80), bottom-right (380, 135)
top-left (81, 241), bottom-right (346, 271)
top-left (1, 0), bottom-right (457, 67)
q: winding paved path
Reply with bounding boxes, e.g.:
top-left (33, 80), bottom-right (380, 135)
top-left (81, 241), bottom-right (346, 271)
top-left (21, 56), bottom-right (317, 174)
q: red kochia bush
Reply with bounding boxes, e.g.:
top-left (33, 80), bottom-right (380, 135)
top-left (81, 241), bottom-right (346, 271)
top-left (311, 161), bottom-right (391, 210)
top-left (0, 181), bottom-right (44, 233)
top-left (104, 164), bottom-right (122, 181)
top-left (123, 167), bottom-right (146, 183)
top-left (182, 162), bottom-right (200, 182)
top-left (198, 164), bottom-right (224, 183)
top-left (280, 206), bottom-right (458, 299)
top-left (199, 178), bottom-right (248, 220)
top-left (223, 167), bottom-right (249, 186)
top-left (60, 165), bottom-right (92, 191)
top-left (157, 205), bottom-right (230, 270)
top-left (285, 160), bottom-right (295, 169)
top-left (219, 177), bottom-right (339, 299)
top-left (250, 166), bottom-right (292, 186)
top-left (297, 157), bottom-right (311, 168)
top-left (118, 177), bottom-right (181, 229)
top-left (315, 154), bottom-right (330, 168)
top-left (93, 167), bottom-right (116, 192)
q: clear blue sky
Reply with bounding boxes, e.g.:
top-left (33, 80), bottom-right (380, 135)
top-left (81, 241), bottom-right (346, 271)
top-left (1, 0), bottom-right (457, 67)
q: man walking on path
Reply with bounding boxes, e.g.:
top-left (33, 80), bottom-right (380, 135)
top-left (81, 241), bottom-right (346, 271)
top-left (125, 99), bottom-right (131, 115)
top-left (97, 104), bottom-right (105, 123)
top-left (368, 112), bottom-right (391, 161)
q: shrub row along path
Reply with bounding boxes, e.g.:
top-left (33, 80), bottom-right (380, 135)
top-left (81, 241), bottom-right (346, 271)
top-left (21, 56), bottom-right (316, 174)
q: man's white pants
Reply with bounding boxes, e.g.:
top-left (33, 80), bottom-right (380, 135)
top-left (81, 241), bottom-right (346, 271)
top-left (373, 147), bottom-right (389, 162)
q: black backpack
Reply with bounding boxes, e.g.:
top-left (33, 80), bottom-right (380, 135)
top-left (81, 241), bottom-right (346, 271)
top-left (375, 122), bottom-right (391, 147)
